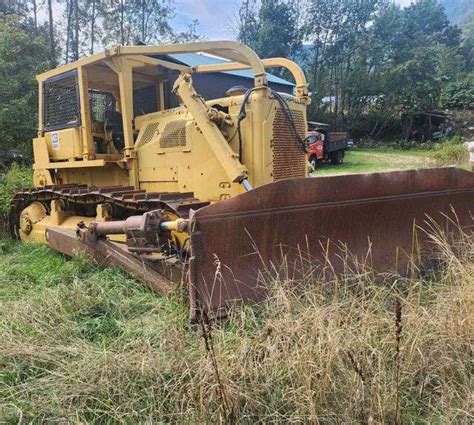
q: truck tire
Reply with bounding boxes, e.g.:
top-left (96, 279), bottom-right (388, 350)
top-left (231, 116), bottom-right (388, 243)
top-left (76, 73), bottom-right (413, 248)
top-left (331, 150), bottom-right (345, 165)
top-left (309, 155), bottom-right (318, 170)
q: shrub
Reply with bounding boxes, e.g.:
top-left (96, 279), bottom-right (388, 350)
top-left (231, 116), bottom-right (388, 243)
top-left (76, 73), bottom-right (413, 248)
top-left (441, 73), bottom-right (474, 110)
top-left (0, 163), bottom-right (32, 215)
top-left (432, 140), bottom-right (468, 165)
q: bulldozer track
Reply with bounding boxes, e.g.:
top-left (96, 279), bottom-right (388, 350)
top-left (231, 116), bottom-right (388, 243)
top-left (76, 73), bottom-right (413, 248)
top-left (10, 184), bottom-right (209, 235)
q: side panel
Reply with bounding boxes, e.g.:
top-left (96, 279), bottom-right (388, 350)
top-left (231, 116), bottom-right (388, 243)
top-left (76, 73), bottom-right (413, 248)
top-left (44, 128), bottom-right (83, 160)
top-left (136, 110), bottom-right (244, 202)
top-left (56, 165), bottom-right (129, 187)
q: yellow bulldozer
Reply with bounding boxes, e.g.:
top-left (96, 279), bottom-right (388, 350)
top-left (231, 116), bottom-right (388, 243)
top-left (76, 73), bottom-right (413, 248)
top-left (10, 41), bottom-right (473, 321)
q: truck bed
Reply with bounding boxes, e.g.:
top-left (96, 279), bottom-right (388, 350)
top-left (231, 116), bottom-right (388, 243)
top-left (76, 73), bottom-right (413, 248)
top-left (325, 132), bottom-right (348, 152)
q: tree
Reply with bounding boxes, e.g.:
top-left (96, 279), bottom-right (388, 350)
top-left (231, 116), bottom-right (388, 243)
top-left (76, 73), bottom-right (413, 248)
top-left (130, 0), bottom-right (174, 44)
top-left (47, 0), bottom-right (56, 66)
top-left (237, 0), bottom-right (302, 60)
top-left (89, 0), bottom-right (97, 54)
top-left (461, 10), bottom-right (474, 71)
top-left (0, 0), bottom-right (29, 16)
top-left (303, 0), bottom-right (381, 127)
top-left (0, 15), bottom-right (50, 153)
top-left (256, 0), bottom-right (301, 59)
top-left (441, 73), bottom-right (474, 109)
top-left (31, 0), bottom-right (37, 31)
top-left (101, 0), bottom-right (175, 46)
top-left (170, 19), bottom-right (202, 43)
top-left (300, 0), bottom-right (468, 139)
top-left (237, 0), bottom-right (259, 47)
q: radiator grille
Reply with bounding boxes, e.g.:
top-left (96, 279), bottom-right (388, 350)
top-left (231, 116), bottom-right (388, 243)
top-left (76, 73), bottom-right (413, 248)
top-left (160, 121), bottom-right (187, 148)
top-left (272, 109), bottom-right (306, 181)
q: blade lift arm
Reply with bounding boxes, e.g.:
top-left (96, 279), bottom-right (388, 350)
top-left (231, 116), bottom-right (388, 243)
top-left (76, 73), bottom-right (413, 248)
top-left (172, 73), bottom-right (250, 186)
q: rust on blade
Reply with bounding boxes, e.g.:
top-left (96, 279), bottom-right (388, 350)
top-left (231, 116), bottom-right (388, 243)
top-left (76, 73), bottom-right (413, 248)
top-left (189, 168), bottom-right (474, 318)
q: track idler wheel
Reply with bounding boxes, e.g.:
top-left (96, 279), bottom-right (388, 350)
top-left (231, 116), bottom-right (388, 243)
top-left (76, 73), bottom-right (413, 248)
top-left (17, 202), bottom-right (47, 242)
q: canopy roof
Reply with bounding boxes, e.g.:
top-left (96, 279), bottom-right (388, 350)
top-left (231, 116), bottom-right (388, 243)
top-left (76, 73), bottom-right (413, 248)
top-left (167, 53), bottom-right (294, 86)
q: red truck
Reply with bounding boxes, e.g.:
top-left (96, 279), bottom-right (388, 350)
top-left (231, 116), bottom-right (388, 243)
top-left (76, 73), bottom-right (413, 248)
top-left (306, 122), bottom-right (351, 169)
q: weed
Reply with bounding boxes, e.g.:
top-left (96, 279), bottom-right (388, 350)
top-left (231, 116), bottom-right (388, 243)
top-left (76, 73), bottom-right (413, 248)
top-left (0, 164), bottom-right (32, 215)
top-left (394, 297), bottom-right (402, 425)
top-left (0, 229), bottom-right (472, 422)
top-left (432, 142), bottom-right (468, 165)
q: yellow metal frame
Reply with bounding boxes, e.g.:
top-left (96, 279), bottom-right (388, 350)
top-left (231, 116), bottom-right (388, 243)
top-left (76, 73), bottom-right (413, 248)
top-left (193, 57), bottom-right (310, 102)
top-left (36, 41), bottom-right (269, 85)
top-left (34, 40), bottom-right (308, 194)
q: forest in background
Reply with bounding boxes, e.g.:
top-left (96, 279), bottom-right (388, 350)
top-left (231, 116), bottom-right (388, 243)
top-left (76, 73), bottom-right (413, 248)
top-left (237, 0), bottom-right (473, 140)
top-left (1, 0), bottom-right (473, 154)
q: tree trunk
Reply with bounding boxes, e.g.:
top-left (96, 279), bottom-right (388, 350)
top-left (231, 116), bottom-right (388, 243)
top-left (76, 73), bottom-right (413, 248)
top-left (32, 0), bottom-right (38, 32)
top-left (404, 115), bottom-right (413, 141)
top-left (141, 0), bottom-right (146, 42)
top-left (47, 0), bottom-right (56, 67)
top-left (120, 0), bottom-right (124, 45)
top-left (74, 0), bottom-right (79, 60)
top-left (65, 0), bottom-right (72, 63)
top-left (334, 65), bottom-right (339, 128)
top-left (90, 0), bottom-right (96, 54)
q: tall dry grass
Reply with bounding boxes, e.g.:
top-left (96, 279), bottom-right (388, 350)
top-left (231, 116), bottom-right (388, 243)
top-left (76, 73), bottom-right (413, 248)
top-left (0, 226), bottom-right (473, 423)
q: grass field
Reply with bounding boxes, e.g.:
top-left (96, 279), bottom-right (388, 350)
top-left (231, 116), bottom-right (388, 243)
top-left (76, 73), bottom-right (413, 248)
top-left (1, 232), bottom-right (472, 422)
top-left (313, 148), bottom-right (438, 176)
top-left (1, 149), bottom-right (472, 422)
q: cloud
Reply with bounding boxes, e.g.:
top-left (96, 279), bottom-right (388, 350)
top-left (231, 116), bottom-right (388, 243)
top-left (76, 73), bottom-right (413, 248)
top-left (172, 0), bottom-right (242, 39)
top-left (173, 0), bottom-right (417, 40)
top-left (396, 0), bottom-right (414, 6)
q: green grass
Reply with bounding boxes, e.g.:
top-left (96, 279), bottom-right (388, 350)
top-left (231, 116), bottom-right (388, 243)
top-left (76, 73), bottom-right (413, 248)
top-left (312, 147), bottom-right (469, 176)
top-left (1, 231), bottom-right (472, 422)
top-left (0, 164), bottom-right (32, 215)
top-left (0, 241), bottom-right (193, 422)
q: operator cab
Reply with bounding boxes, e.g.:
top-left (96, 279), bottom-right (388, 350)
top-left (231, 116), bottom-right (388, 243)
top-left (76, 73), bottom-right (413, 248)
top-left (306, 131), bottom-right (325, 146)
top-left (39, 61), bottom-right (177, 162)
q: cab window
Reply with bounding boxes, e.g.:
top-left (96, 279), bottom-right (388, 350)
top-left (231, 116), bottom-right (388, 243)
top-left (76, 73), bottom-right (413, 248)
top-left (43, 70), bottom-right (80, 131)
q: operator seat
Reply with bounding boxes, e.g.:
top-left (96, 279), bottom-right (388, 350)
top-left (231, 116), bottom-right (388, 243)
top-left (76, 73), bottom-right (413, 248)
top-left (104, 110), bottom-right (125, 150)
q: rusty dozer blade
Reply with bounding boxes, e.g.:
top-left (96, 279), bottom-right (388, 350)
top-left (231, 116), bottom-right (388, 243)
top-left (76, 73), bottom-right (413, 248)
top-left (189, 167), bottom-right (474, 319)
